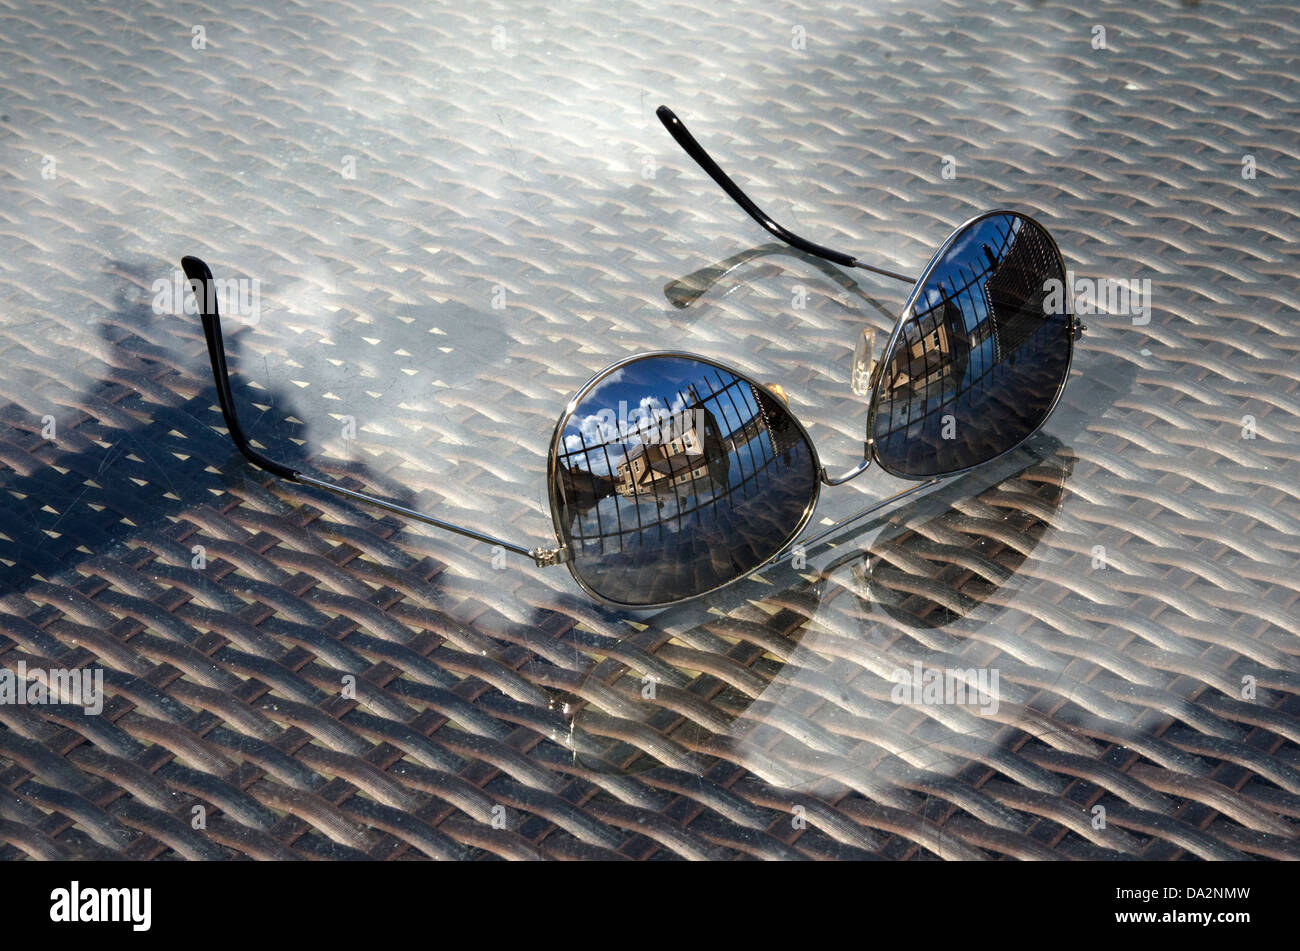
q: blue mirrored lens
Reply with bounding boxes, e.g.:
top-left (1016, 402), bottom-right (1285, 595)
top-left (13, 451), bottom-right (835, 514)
top-left (871, 213), bottom-right (1070, 477)
top-left (553, 355), bottom-right (818, 606)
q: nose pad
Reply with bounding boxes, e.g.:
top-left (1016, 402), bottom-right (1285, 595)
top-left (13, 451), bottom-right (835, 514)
top-left (851, 327), bottom-right (876, 397)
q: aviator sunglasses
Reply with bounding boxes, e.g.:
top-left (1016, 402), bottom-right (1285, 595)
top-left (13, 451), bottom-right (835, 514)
top-left (182, 105), bottom-right (1085, 608)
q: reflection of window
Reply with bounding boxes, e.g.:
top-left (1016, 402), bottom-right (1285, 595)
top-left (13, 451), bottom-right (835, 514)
top-left (909, 325), bottom-right (949, 361)
top-left (890, 314), bottom-right (951, 394)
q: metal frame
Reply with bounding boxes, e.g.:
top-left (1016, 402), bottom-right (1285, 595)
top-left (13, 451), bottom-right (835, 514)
top-left (656, 105), bottom-right (1084, 485)
top-left (179, 105), bottom-right (1083, 609)
top-left (180, 255), bottom-right (568, 568)
top-left (655, 105), bottom-right (915, 285)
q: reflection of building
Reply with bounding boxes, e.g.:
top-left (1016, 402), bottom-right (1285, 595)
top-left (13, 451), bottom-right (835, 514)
top-left (888, 291), bottom-right (967, 394)
top-left (982, 225), bottom-right (1055, 356)
top-left (557, 365), bottom-right (815, 577)
top-left (886, 216), bottom-right (1056, 400)
top-left (871, 214), bottom-right (1068, 474)
top-left (615, 421), bottom-right (710, 497)
top-left (558, 461), bottom-right (617, 512)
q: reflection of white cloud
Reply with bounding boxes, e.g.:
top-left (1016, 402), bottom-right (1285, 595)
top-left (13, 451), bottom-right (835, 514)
top-left (565, 426), bottom-right (632, 476)
top-left (566, 389), bottom-right (700, 475)
top-left (578, 411), bottom-right (618, 445)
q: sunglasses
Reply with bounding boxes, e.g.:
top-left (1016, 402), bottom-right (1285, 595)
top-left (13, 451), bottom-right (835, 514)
top-left (182, 105), bottom-right (1084, 609)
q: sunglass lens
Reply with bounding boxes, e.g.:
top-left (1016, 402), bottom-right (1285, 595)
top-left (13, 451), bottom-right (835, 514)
top-left (870, 213), bottom-right (1071, 477)
top-left (552, 355), bottom-right (818, 606)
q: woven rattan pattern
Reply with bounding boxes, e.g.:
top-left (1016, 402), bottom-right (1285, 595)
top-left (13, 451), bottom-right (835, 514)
top-left (1, 0), bottom-right (1298, 859)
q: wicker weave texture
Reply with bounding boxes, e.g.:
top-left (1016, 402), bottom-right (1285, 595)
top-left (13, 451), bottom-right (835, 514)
top-left (0, 0), bottom-right (1298, 859)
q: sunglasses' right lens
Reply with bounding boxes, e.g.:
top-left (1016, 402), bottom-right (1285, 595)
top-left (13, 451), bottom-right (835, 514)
top-left (870, 213), bottom-right (1071, 477)
top-left (551, 355), bottom-right (819, 606)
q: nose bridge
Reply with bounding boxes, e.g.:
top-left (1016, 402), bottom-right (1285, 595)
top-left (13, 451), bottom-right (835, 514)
top-left (811, 323), bottom-right (885, 487)
top-left (819, 455), bottom-right (872, 486)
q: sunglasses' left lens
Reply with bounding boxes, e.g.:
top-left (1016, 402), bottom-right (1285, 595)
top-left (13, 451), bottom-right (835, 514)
top-left (551, 355), bottom-right (819, 606)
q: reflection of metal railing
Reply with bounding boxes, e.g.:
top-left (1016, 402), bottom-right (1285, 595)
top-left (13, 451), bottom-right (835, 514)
top-left (556, 369), bottom-right (798, 554)
top-left (875, 216), bottom-right (1059, 449)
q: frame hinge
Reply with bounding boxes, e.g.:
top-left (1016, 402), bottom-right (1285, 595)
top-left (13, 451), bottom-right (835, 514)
top-left (1072, 318), bottom-right (1087, 340)
top-left (529, 545), bottom-right (572, 568)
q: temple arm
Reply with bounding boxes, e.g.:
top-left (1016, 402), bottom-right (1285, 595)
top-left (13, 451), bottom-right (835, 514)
top-left (180, 256), bottom-right (567, 567)
top-left (655, 106), bottom-right (914, 285)
top-left (664, 242), bottom-right (897, 316)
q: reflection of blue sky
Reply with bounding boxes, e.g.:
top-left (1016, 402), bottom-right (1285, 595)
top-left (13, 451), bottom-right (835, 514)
top-left (926, 214), bottom-right (1020, 301)
top-left (560, 357), bottom-right (760, 475)
top-left (913, 214), bottom-right (1021, 391)
top-left (564, 392), bottom-right (690, 474)
top-left (918, 215), bottom-right (1018, 321)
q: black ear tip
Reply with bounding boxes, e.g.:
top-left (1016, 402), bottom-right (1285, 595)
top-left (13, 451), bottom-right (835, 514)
top-left (655, 105), bottom-right (675, 123)
top-left (180, 255), bottom-right (217, 317)
top-left (180, 255), bottom-right (211, 281)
